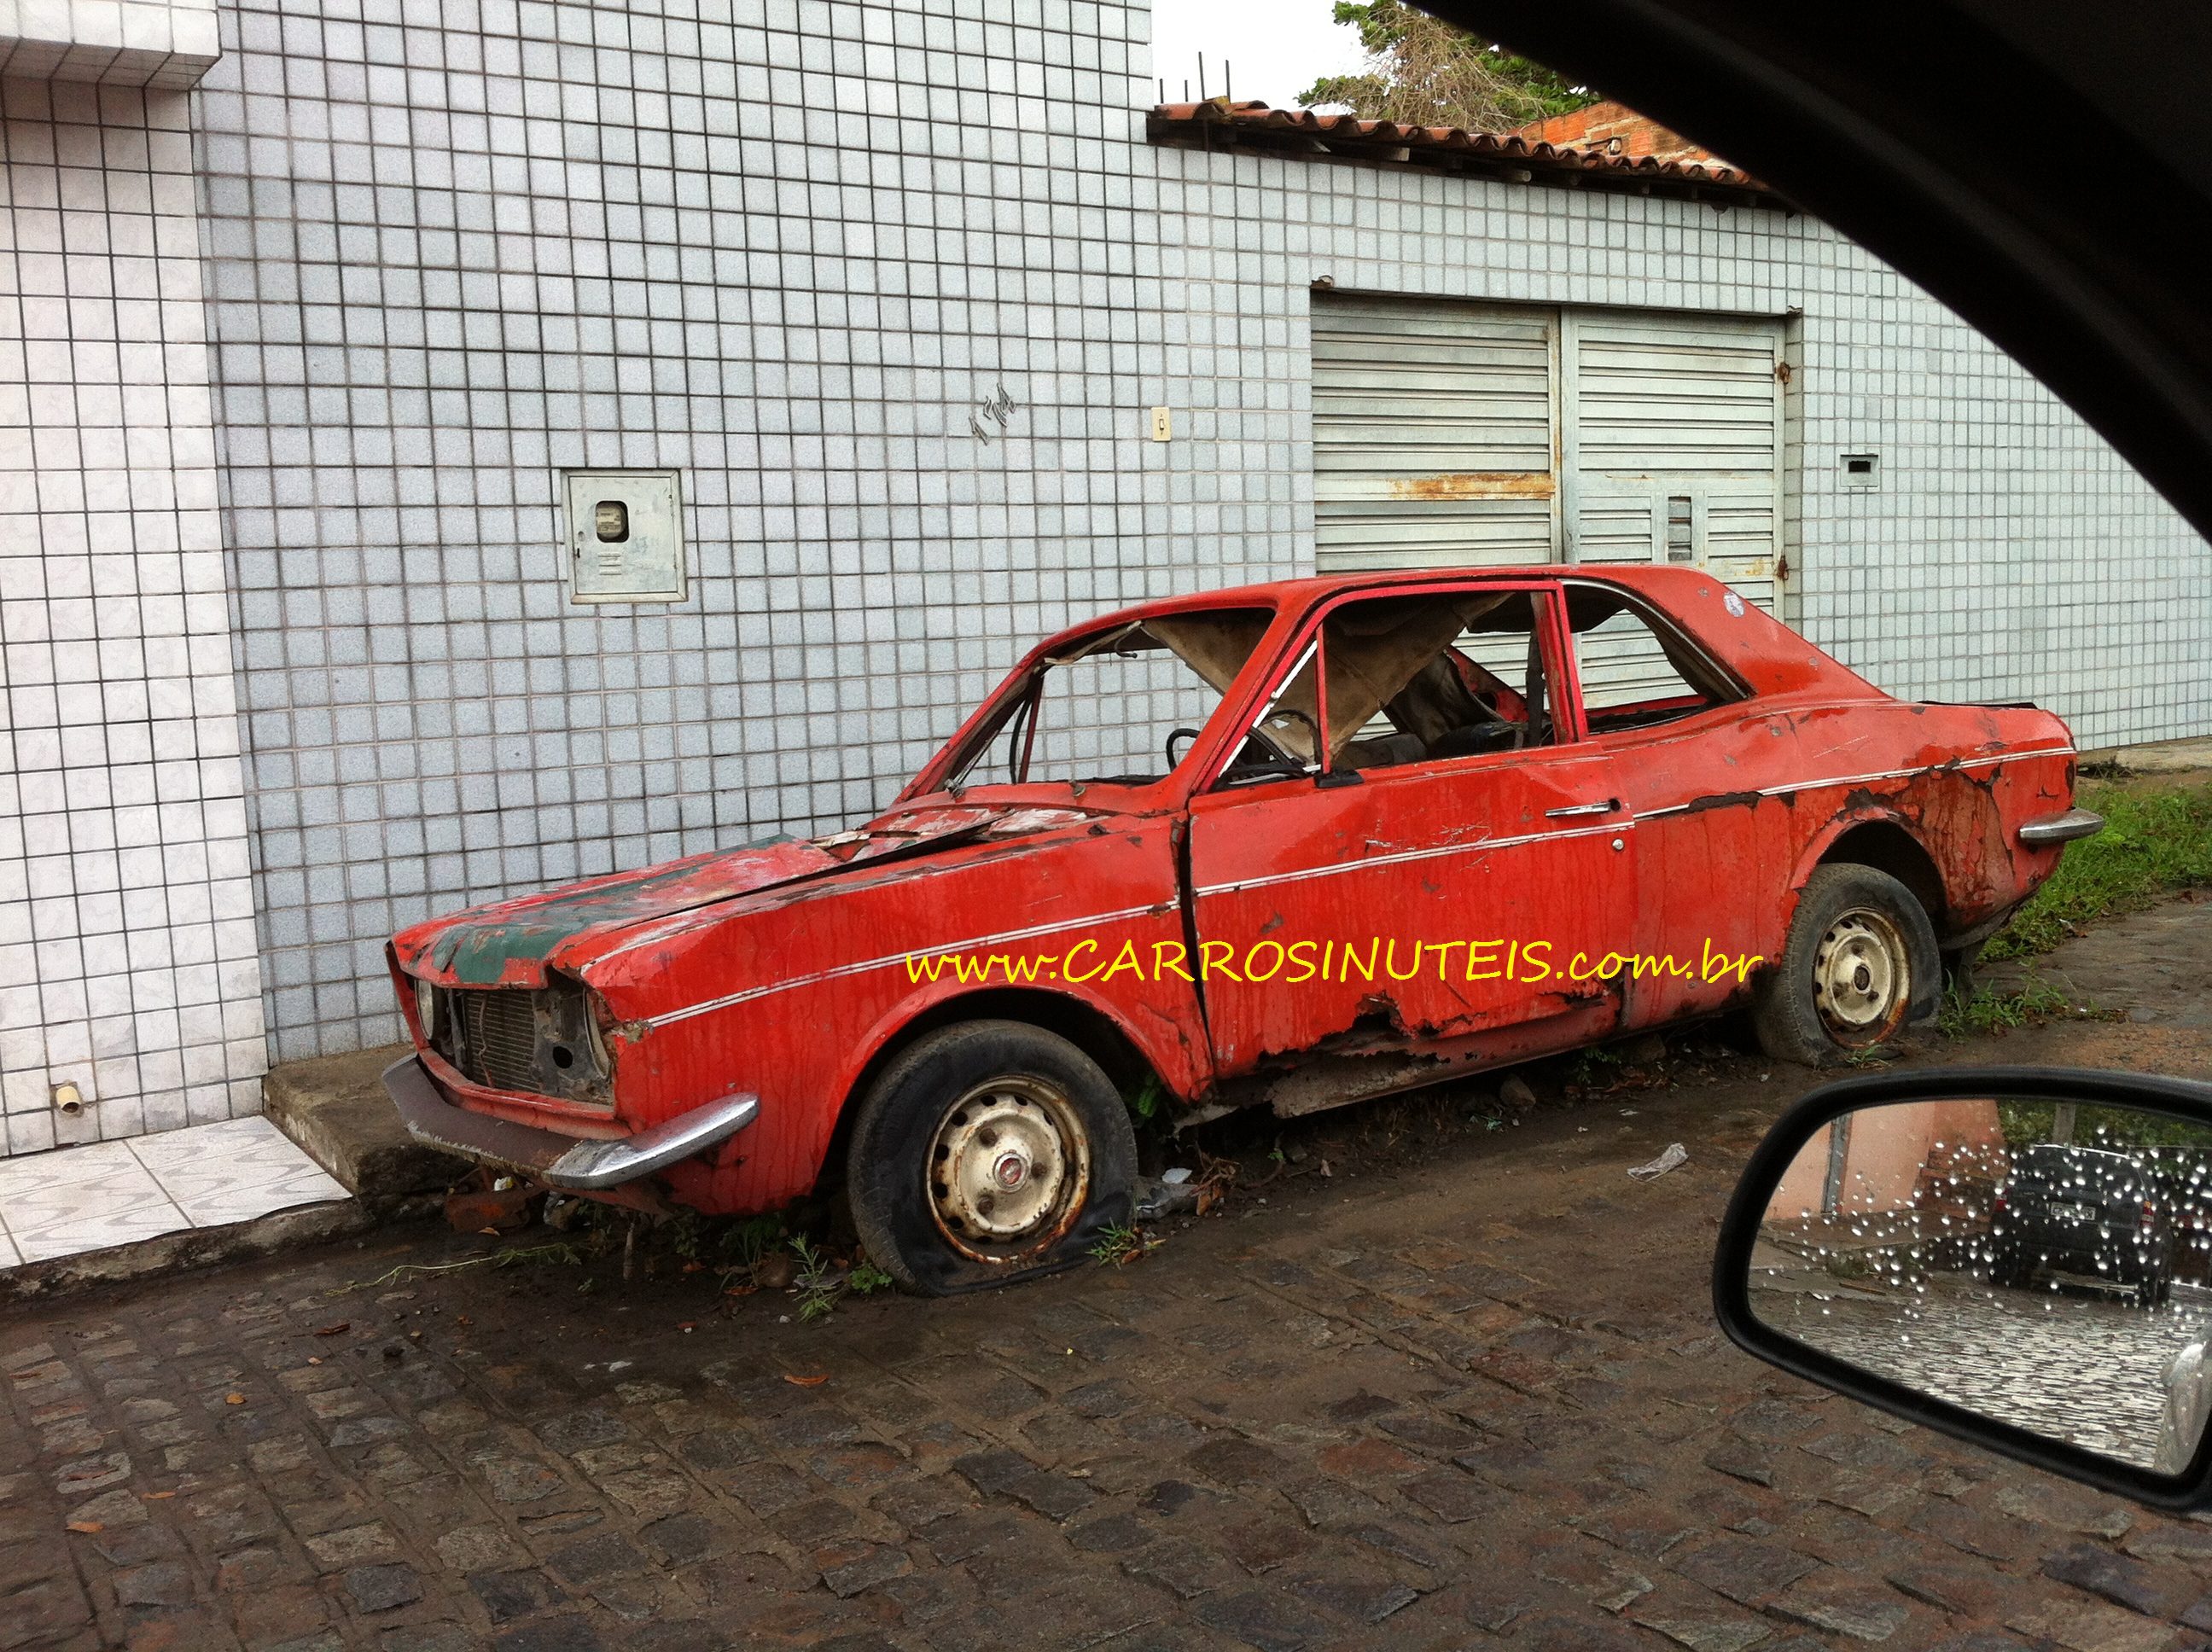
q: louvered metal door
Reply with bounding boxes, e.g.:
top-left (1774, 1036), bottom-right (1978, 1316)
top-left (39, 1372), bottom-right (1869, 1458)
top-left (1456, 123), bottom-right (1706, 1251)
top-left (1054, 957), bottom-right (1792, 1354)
top-left (1311, 295), bottom-right (1560, 572)
top-left (1309, 294), bottom-right (1785, 709)
top-left (1561, 310), bottom-right (1784, 707)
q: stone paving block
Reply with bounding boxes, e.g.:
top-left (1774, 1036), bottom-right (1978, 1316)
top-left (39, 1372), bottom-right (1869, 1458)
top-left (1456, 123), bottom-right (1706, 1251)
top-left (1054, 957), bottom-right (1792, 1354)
top-left (2008, 1596), bottom-right (2180, 1652)
top-left (1622, 1579), bottom-right (1775, 1652)
top-left (344, 1562), bottom-right (425, 1613)
top-left (1769, 1573), bottom-right (1915, 1642)
top-left (1191, 1587), bottom-right (1332, 1652)
top-left (468, 1568), bottom-right (569, 1624)
top-left (813, 1538), bottom-right (911, 1597)
top-left (433, 1525), bottom-right (528, 1574)
top-left (1286, 1571), bottom-right (1420, 1624)
top-left (637, 1513), bottom-right (721, 1569)
top-left (1671, 1536), bottom-right (1823, 1606)
top-left (2042, 1541), bottom-right (2202, 1620)
top-left (302, 1520), bottom-right (399, 1569)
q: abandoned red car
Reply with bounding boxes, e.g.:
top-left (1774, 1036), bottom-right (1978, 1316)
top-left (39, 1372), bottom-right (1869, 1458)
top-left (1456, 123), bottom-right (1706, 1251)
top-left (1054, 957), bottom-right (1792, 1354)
top-left (384, 566), bottom-right (2098, 1290)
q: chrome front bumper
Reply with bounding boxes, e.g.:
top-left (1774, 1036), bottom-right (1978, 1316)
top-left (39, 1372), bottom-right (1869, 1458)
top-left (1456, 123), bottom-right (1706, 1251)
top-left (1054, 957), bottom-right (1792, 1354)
top-left (383, 1056), bottom-right (759, 1191)
top-left (2018, 807), bottom-right (2106, 846)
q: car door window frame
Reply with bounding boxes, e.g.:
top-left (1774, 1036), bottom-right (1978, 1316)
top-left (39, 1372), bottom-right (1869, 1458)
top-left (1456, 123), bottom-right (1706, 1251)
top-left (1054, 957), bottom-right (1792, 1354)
top-left (1558, 579), bottom-right (1754, 741)
top-left (1202, 578), bottom-right (1580, 792)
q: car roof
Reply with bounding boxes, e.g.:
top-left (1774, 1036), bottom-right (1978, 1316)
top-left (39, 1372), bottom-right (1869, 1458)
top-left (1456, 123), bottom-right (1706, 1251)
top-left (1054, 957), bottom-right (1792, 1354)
top-left (1080, 563), bottom-right (1726, 628)
top-left (1051, 564), bottom-right (1865, 703)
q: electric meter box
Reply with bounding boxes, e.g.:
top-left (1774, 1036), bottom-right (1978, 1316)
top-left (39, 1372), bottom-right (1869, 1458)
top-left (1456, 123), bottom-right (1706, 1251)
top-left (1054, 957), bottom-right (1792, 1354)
top-left (562, 469), bottom-right (685, 604)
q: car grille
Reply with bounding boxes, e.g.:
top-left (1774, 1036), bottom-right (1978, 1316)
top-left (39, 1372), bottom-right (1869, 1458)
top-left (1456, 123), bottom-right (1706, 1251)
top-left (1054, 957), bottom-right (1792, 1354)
top-left (451, 990), bottom-right (540, 1092)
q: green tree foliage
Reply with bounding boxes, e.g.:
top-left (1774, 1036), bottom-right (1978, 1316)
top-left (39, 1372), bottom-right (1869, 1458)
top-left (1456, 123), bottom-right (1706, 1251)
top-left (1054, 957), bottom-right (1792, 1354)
top-left (1298, 0), bottom-right (1598, 130)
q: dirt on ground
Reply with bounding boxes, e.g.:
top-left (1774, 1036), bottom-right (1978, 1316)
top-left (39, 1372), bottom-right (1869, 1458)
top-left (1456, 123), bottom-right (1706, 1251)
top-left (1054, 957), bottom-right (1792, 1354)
top-left (3, 899), bottom-right (2211, 1652)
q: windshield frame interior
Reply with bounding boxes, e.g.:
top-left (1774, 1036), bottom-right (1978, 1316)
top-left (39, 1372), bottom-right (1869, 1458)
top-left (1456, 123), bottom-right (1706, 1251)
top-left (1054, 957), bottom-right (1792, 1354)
top-left (902, 602), bottom-right (1288, 804)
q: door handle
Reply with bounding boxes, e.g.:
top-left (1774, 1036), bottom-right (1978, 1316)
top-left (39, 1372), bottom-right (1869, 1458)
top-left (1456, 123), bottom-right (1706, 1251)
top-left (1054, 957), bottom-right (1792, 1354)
top-left (1545, 799), bottom-right (1621, 819)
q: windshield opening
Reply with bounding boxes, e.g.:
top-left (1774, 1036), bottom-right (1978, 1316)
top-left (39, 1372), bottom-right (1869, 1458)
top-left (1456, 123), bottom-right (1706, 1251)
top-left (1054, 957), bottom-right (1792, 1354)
top-left (942, 608), bottom-right (1274, 793)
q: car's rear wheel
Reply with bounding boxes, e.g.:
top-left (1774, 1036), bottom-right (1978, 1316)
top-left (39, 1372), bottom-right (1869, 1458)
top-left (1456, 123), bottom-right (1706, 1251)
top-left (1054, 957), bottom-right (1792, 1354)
top-left (1753, 864), bottom-right (1941, 1066)
top-left (845, 1020), bottom-right (1138, 1295)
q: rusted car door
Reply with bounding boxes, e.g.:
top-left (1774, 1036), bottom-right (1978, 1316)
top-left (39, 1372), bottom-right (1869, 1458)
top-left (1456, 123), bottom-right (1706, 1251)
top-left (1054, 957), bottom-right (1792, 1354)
top-left (1184, 581), bottom-right (1639, 1079)
top-left (1559, 578), bottom-right (1794, 1027)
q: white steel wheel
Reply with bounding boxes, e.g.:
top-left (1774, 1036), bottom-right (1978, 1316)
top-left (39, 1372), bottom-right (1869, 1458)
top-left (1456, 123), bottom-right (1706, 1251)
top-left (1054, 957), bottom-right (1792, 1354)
top-left (927, 1075), bottom-right (1091, 1261)
top-left (847, 1020), bottom-right (1139, 1294)
top-left (1751, 863), bottom-right (1942, 1068)
top-left (1810, 906), bottom-right (1912, 1044)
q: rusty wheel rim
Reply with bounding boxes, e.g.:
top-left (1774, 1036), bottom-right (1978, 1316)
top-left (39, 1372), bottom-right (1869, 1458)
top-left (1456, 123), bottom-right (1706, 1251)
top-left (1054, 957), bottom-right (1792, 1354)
top-left (927, 1075), bottom-right (1090, 1263)
top-left (1812, 905), bottom-right (1910, 1045)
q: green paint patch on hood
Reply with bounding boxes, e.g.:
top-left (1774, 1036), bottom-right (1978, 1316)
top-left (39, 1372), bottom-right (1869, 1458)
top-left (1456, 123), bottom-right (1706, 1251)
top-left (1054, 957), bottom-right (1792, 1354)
top-left (421, 834), bottom-right (823, 986)
top-left (429, 919), bottom-right (600, 986)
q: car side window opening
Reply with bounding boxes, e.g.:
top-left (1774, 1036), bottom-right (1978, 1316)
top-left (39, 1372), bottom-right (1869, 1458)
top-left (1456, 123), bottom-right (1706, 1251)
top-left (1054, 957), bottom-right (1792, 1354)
top-left (1295, 589), bottom-right (1559, 777)
top-left (945, 608), bottom-right (1273, 791)
top-left (1566, 585), bottom-right (1744, 735)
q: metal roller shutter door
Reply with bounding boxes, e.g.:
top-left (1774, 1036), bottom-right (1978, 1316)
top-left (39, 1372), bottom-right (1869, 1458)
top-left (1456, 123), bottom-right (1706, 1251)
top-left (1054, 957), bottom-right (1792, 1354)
top-left (1310, 294), bottom-right (1785, 707)
top-left (1563, 311), bottom-right (1784, 706)
top-left (1311, 295), bottom-right (1559, 573)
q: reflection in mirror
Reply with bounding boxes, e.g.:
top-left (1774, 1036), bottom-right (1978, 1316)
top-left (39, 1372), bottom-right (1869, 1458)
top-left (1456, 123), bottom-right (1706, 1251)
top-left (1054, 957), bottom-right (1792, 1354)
top-left (1749, 1096), bottom-right (2212, 1473)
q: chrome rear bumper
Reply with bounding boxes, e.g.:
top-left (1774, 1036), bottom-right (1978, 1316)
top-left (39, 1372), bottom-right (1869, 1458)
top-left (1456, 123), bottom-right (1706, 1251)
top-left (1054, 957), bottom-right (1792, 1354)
top-left (383, 1056), bottom-right (758, 1190)
top-left (2018, 807), bottom-right (2105, 846)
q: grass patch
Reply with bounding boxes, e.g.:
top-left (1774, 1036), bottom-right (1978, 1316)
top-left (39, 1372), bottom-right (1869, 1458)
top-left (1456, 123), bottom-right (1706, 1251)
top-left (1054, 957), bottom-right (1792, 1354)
top-left (1984, 779), bottom-right (2212, 959)
top-left (1936, 972), bottom-right (2077, 1039)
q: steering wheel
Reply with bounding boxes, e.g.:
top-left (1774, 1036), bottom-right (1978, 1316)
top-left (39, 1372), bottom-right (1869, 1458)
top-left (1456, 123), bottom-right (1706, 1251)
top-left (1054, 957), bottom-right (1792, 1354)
top-left (1262, 707), bottom-right (1321, 753)
top-left (1165, 726), bottom-right (1202, 769)
top-left (1220, 707), bottom-right (1323, 785)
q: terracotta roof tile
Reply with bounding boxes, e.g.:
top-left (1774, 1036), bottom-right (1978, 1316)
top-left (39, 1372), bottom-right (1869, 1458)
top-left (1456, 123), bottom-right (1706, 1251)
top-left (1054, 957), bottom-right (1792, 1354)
top-left (1145, 98), bottom-right (1774, 205)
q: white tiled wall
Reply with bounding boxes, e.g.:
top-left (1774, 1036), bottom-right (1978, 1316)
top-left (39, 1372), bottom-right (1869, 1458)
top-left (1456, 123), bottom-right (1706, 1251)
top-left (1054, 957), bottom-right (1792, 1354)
top-left (146, 0), bottom-right (2203, 1072)
top-left (0, 0), bottom-right (220, 89)
top-left (0, 74), bottom-right (265, 1155)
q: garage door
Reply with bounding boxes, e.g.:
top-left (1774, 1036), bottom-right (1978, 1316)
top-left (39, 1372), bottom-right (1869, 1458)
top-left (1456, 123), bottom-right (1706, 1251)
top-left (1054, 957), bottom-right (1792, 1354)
top-left (1311, 294), bottom-right (1786, 617)
top-left (1310, 296), bottom-right (1559, 571)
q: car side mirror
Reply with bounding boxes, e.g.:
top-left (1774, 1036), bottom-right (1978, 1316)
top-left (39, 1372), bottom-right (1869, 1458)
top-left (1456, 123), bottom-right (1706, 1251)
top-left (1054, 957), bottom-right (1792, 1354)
top-left (1713, 1066), bottom-right (2212, 1510)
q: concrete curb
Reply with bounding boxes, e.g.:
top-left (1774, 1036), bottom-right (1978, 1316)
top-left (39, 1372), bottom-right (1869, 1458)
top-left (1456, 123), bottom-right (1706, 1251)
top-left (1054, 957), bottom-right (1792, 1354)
top-left (262, 1043), bottom-right (469, 1206)
top-left (0, 1197), bottom-right (427, 1306)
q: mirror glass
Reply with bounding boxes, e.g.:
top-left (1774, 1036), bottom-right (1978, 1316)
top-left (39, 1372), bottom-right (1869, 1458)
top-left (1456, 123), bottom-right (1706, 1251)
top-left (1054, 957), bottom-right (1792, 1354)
top-left (1749, 1094), bottom-right (2212, 1473)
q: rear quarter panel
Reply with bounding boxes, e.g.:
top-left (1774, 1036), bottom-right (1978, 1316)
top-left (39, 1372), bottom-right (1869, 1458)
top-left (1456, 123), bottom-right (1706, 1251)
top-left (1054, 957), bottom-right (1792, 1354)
top-left (1638, 573), bottom-right (2077, 947)
top-left (1778, 699), bottom-right (2077, 939)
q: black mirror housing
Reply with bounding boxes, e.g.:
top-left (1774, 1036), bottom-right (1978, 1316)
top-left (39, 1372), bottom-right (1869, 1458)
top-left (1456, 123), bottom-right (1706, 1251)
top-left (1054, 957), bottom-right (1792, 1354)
top-left (1714, 1065), bottom-right (2212, 1512)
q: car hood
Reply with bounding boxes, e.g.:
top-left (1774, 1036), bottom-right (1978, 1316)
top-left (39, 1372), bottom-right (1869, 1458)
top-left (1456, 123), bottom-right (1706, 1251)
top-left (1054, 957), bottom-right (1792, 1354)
top-left (392, 803), bottom-right (1099, 989)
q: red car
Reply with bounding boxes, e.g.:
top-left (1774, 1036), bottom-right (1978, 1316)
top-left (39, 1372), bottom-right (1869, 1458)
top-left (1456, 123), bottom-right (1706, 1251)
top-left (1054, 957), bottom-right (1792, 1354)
top-left (384, 567), bottom-right (2098, 1291)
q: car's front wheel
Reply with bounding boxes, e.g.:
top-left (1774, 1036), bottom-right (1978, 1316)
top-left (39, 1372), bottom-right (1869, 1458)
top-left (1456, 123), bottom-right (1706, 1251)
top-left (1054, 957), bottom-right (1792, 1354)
top-left (1752, 864), bottom-right (1941, 1066)
top-left (845, 1020), bottom-right (1138, 1295)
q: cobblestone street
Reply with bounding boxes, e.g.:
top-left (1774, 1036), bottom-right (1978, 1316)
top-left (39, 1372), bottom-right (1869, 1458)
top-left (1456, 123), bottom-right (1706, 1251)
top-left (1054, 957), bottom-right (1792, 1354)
top-left (7, 904), bottom-right (2212, 1652)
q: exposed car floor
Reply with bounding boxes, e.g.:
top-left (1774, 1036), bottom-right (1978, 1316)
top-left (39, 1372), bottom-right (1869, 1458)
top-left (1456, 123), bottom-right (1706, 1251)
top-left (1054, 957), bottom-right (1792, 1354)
top-left (3, 899), bottom-right (2209, 1652)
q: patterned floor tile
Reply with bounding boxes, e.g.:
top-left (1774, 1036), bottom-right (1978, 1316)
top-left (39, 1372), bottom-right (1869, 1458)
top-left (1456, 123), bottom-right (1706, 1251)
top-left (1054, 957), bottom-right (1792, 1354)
top-left (11, 1202), bottom-right (191, 1263)
top-left (128, 1116), bottom-right (348, 1224)
top-left (165, 1160), bottom-right (349, 1227)
top-left (0, 1140), bottom-right (139, 1203)
top-left (125, 1114), bottom-right (288, 1172)
top-left (2, 1162), bottom-right (174, 1242)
